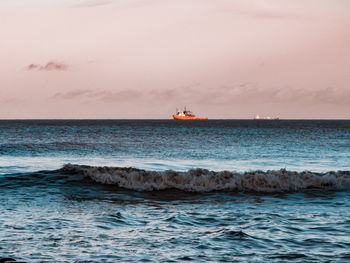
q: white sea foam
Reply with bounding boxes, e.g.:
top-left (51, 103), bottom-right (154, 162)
top-left (62, 164), bottom-right (350, 192)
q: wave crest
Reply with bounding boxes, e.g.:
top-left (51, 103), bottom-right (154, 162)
top-left (61, 164), bottom-right (350, 192)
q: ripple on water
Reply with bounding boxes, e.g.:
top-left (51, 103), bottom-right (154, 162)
top-left (2, 177), bottom-right (350, 262)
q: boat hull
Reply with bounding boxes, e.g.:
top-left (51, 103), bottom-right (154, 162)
top-left (173, 115), bottom-right (208, 120)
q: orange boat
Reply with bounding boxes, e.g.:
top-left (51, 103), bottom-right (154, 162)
top-left (173, 107), bottom-right (208, 120)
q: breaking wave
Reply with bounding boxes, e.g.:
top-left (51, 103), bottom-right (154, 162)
top-left (61, 164), bottom-right (350, 192)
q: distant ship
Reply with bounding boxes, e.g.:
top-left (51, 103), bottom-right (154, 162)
top-left (253, 115), bottom-right (279, 120)
top-left (173, 107), bottom-right (208, 120)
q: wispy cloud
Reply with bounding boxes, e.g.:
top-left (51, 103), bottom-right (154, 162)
top-left (53, 89), bottom-right (93, 99)
top-left (196, 85), bottom-right (350, 105)
top-left (100, 90), bottom-right (142, 102)
top-left (49, 84), bottom-right (350, 106)
top-left (146, 84), bottom-right (350, 105)
top-left (51, 89), bottom-right (142, 102)
top-left (249, 11), bottom-right (306, 20)
top-left (26, 61), bottom-right (68, 71)
top-left (0, 98), bottom-right (20, 104)
top-left (217, 3), bottom-right (307, 21)
top-left (72, 0), bottom-right (113, 8)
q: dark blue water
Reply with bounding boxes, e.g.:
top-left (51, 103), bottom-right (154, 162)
top-left (1, 120), bottom-right (350, 262)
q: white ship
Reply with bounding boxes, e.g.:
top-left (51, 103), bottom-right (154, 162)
top-left (253, 115), bottom-right (279, 120)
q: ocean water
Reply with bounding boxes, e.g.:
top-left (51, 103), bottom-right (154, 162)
top-left (1, 119), bottom-right (350, 262)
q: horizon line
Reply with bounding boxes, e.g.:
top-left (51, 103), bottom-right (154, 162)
top-left (0, 118), bottom-right (349, 121)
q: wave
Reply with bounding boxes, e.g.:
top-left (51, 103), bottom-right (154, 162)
top-left (61, 164), bottom-right (350, 192)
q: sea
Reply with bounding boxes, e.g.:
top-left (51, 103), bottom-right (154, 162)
top-left (1, 119), bottom-right (350, 262)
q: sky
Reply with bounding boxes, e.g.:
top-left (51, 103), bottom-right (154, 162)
top-left (0, 0), bottom-right (349, 119)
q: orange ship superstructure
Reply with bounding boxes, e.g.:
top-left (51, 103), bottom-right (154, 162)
top-left (173, 107), bottom-right (208, 120)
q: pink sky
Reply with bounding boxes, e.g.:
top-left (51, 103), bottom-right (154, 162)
top-left (0, 0), bottom-right (349, 119)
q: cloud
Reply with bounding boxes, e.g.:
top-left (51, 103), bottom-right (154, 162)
top-left (72, 0), bottom-right (113, 8)
top-left (53, 89), bottom-right (94, 99)
top-left (196, 85), bottom-right (350, 105)
top-left (51, 89), bottom-right (142, 102)
top-left (147, 83), bottom-right (350, 106)
top-left (100, 90), bottom-right (142, 102)
top-left (26, 61), bottom-right (68, 71)
top-left (27, 64), bottom-right (40, 70)
top-left (217, 2), bottom-right (308, 21)
top-left (0, 98), bottom-right (20, 104)
top-left (249, 11), bottom-right (306, 20)
top-left (49, 84), bottom-right (350, 106)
